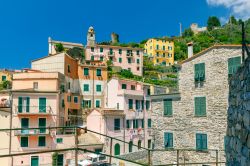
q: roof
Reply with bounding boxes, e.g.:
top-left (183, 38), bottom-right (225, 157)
top-left (151, 92), bottom-right (181, 101)
top-left (31, 52), bottom-right (77, 63)
top-left (180, 44), bottom-right (242, 64)
top-left (11, 88), bottom-right (59, 93)
top-left (49, 38), bottom-right (84, 48)
top-left (78, 132), bottom-right (103, 146)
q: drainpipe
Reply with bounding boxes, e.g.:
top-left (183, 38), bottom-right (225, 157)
top-left (123, 116), bottom-right (125, 153)
top-left (92, 67), bottom-right (95, 109)
top-left (9, 90), bottom-right (13, 166)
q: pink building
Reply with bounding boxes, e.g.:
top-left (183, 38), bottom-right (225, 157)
top-left (85, 27), bottom-right (143, 76)
top-left (87, 78), bottom-right (153, 156)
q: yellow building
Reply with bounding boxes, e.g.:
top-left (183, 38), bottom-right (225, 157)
top-left (0, 70), bottom-right (13, 83)
top-left (144, 38), bottom-right (174, 66)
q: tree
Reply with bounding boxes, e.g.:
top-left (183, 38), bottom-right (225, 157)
top-left (55, 43), bottom-right (64, 52)
top-left (66, 47), bottom-right (85, 60)
top-left (182, 28), bottom-right (194, 37)
top-left (229, 16), bottom-right (237, 25)
top-left (52, 152), bottom-right (58, 166)
top-left (207, 16), bottom-right (221, 31)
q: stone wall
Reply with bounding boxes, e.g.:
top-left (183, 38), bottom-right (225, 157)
top-left (225, 55), bottom-right (250, 166)
top-left (151, 46), bottom-right (242, 165)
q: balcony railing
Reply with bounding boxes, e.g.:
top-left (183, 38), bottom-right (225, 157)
top-left (118, 89), bottom-right (144, 96)
top-left (14, 128), bottom-right (50, 136)
top-left (15, 106), bottom-right (53, 115)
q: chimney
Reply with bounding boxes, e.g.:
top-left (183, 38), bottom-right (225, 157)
top-left (187, 42), bottom-right (193, 58)
top-left (111, 32), bottom-right (119, 44)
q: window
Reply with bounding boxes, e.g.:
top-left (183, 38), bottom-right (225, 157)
top-left (131, 85), bottom-right (135, 90)
top-left (147, 89), bottom-right (151, 95)
top-left (141, 119), bottom-right (144, 128)
top-left (83, 84), bottom-right (89, 92)
top-left (129, 141), bottom-right (133, 152)
top-left (194, 63), bottom-right (205, 82)
top-left (164, 132), bottom-right (173, 148)
top-left (128, 58), bottom-right (132, 64)
top-left (228, 56), bottom-right (241, 76)
top-left (168, 53), bottom-right (172, 58)
top-left (138, 140), bottom-right (142, 149)
top-left (82, 100), bottom-right (91, 108)
top-left (164, 99), bottom-right (172, 116)
top-left (126, 120), bottom-right (130, 129)
top-left (60, 85), bottom-right (65, 92)
top-left (133, 119), bottom-right (138, 128)
top-left (119, 57), bottom-right (122, 63)
top-left (84, 68), bottom-right (89, 76)
top-left (96, 69), bottom-right (102, 76)
top-left (100, 47), bottom-right (103, 53)
top-left (196, 133), bottom-right (207, 150)
top-left (56, 138), bottom-right (63, 144)
top-left (119, 49), bottom-right (122, 54)
top-left (156, 45), bottom-right (159, 49)
top-left (95, 100), bottom-right (101, 108)
top-left (100, 56), bottom-right (103, 61)
top-left (148, 140), bottom-right (151, 149)
top-left (67, 96), bottom-right (71, 102)
top-left (122, 84), bottom-right (127, 89)
top-left (157, 59), bottom-right (159, 63)
top-left (95, 149), bottom-right (102, 154)
top-left (91, 47), bottom-right (94, 52)
top-left (128, 99), bottom-right (133, 109)
top-left (137, 67), bottom-right (140, 71)
top-left (109, 48), bottom-right (113, 55)
top-left (137, 59), bottom-right (140, 64)
top-left (136, 50), bottom-right (140, 55)
top-left (39, 118), bottom-right (46, 134)
top-left (21, 137), bottom-right (28, 147)
top-left (21, 118), bottom-right (29, 134)
top-left (114, 143), bottom-right (120, 155)
top-left (136, 100), bottom-right (140, 110)
top-left (33, 82), bottom-right (38, 90)
top-left (96, 85), bottom-right (102, 92)
top-left (128, 68), bottom-right (131, 71)
top-left (67, 65), bottom-right (70, 73)
top-left (1, 75), bottom-right (6, 81)
top-left (68, 82), bottom-right (70, 89)
top-left (73, 96), bottom-right (78, 103)
top-left (168, 46), bottom-right (172, 50)
top-left (195, 97), bottom-right (206, 116)
top-left (156, 52), bottom-right (159, 57)
top-left (38, 136), bottom-right (46, 147)
top-left (163, 46), bottom-right (165, 50)
top-left (163, 53), bottom-right (166, 57)
top-left (114, 119), bottom-right (120, 130)
top-left (141, 100), bottom-right (144, 110)
top-left (91, 55), bottom-right (94, 61)
top-left (146, 100), bottom-right (150, 110)
top-left (148, 119), bottom-right (151, 128)
top-left (39, 98), bottom-right (46, 113)
top-left (62, 99), bottom-right (65, 108)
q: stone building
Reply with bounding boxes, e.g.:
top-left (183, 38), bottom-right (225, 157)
top-left (225, 53), bottom-right (250, 166)
top-left (151, 45), bottom-right (242, 165)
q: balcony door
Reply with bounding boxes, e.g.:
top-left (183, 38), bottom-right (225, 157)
top-left (39, 98), bottom-right (46, 113)
top-left (31, 156), bottom-right (39, 166)
top-left (39, 118), bottom-right (46, 134)
top-left (18, 97), bottom-right (30, 113)
top-left (21, 118), bottom-right (29, 134)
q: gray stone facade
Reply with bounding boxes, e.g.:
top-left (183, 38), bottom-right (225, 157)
top-left (151, 46), bottom-right (242, 165)
top-left (225, 54), bottom-right (250, 166)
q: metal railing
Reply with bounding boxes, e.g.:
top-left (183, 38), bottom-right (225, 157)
top-left (15, 106), bottom-right (53, 115)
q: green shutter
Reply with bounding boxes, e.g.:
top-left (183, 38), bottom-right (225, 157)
top-left (129, 141), bottom-right (133, 152)
top-left (126, 120), bottom-right (130, 128)
top-left (95, 100), bottom-right (100, 108)
top-left (133, 120), bottom-right (136, 129)
top-left (146, 100), bottom-right (150, 110)
top-left (122, 84), bottom-right (127, 89)
top-left (38, 136), bottom-right (46, 147)
top-left (100, 47), bottom-right (103, 52)
top-left (96, 69), bottom-right (101, 76)
top-left (84, 84), bottom-right (89, 92)
top-left (141, 119), bottom-right (144, 128)
top-left (114, 119), bottom-right (120, 130)
top-left (114, 144), bottom-right (120, 155)
top-left (26, 97), bottom-right (30, 113)
top-left (194, 63), bottom-right (205, 82)
top-left (119, 58), bottom-right (122, 63)
top-left (128, 99), bottom-right (133, 109)
top-left (164, 132), bottom-right (173, 148)
top-left (137, 59), bottom-right (140, 64)
top-left (39, 118), bottom-right (46, 134)
top-left (119, 49), bottom-right (122, 54)
top-left (84, 68), bottom-right (89, 76)
top-left (148, 119), bottom-right (151, 128)
top-left (164, 99), bottom-right (172, 116)
top-left (195, 97), bottom-right (206, 116)
top-left (21, 137), bottom-right (28, 147)
top-left (228, 56), bottom-right (241, 76)
top-left (96, 85), bottom-right (101, 92)
top-left (39, 98), bottom-right (46, 113)
top-left (18, 97), bottom-right (23, 113)
top-left (31, 156), bottom-right (39, 166)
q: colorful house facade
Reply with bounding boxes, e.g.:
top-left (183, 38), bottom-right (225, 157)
top-left (144, 38), bottom-right (174, 66)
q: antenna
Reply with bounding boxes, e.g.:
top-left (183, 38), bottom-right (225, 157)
top-left (179, 23), bottom-right (182, 37)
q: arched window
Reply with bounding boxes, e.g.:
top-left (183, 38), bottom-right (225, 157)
top-left (129, 141), bottom-right (133, 153)
top-left (114, 143), bottom-right (120, 155)
top-left (138, 140), bottom-right (142, 150)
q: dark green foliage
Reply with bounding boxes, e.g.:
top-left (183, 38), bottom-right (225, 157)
top-left (207, 16), bottom-right (221, 31)
top-left (0, 80), bottom-right (11, 90)
top-left (229, 16), bottom-right (237, 25)
top-left (66, 47), bottom-right (85, 59)
top-left (52, 152), bottom-right (58, 166)
top-left (55, 43), bottom-right (64, 52)
top-left (183, 28), bottom-right (194, 37)
top-left (119, 69), bottom-right (134, 78)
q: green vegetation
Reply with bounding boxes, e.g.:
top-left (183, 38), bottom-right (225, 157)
top-left (0, 80), bottom-right (11, 90)
top-left (55, 43), bottom-right (64, 52)
top-left (207, 16), bottom-right (221, 31)
top-left (66, 47), bottom-right (85, 60)
top-left (52, 152), bottom-right (58, 166)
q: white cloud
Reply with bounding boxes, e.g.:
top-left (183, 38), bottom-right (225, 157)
top-left (206, 0), bottom-right (250, 20)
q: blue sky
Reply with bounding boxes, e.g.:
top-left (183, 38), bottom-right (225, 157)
top-left (0, 0), bottom-right (230, 69)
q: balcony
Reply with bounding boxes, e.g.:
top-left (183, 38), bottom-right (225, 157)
top-left (14, 128), bottom-right (50, 136)
top-left (15, 106), bottom-right (53, 115)
top-left (118, 89), bottom-right (144, 96)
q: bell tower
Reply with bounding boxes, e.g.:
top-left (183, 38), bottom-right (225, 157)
top-left (87, 26), bottom-right (96, 46)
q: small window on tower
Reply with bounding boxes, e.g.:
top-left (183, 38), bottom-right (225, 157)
top-left (33, 82), bottom-right (38, 90)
